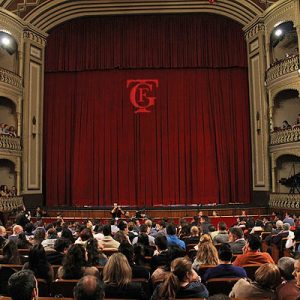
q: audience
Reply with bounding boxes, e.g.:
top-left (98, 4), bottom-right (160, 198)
top-left (8, 270), bottom-right (38, 300)
top-left (1, 239), bottom-right (21, 264)
top-left (0, 225), bottom-right (7, 248)
top-left (166, 224), bottom-right (186, 250)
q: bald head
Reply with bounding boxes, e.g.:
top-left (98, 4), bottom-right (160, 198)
top-left (0, 226), bottom-right (6, 236)
top-left (13, 225), bottom-right (23, 235)
top-left (74, 275), bottom-right (104, 300)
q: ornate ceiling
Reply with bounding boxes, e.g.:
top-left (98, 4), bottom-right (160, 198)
top-left (0, 0), bottom-right (278, 20)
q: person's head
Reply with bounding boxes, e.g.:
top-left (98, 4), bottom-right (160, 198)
top-left (33, 228), bottom-right (46, 242)
top-left (166, 224), bottom-right (177, 236)
top-left (293, 257), bottom-right (300, 287)
top-left (28, 243), bottom-right (48, 269)
top-left (54, 237), bottom-right (71, 253)
top-left (139, 224), bottom-right (149, 234)
top-left (218, 243), bottom-right (232, 263)
top-left (62, 244), bottom-right (87, 279)
top-left (255, 263), bottom-right (282, 289)
top-left (190, 226), bottom-right (199, 236)
top-left (118, 241), bottom-right (134, 265)
top-left (154, 235), bottom-right (168, 251)
top-left (217, 222), bottom-right (227, 231)
top-left (103, 252), bottom-right (132, 286)
top-left (247, 234), bottom-right (261, 251)
top-left (196, 237), bottom-right (219, 265)
top-left (74, 275), bottom-right (104, 300)
top-left (158, 257), bottom-right (196, 299)
top-left (278, 257), bottom-right (295, 281)
top-left (144, 219), bottom-right (152, 228)
top-left (80, 228), bottom-right (93, 241)
top-left (103, 224), bottom-right (112, 236)
top-left (229, 227), bottom-right (244, 242)
top-left (86, 238), bottom-right (101, 266)
top-left (283, 223), bottom-right (291, 231)
top-left (3, 239), bottom-right (21, 264)
top-left (13, 224), bottom-right (23, 235)
top-left (118, 221), bottom-right (128, 233)
top-left (8, 270), bottom-right (38, 300)
top-left (276, 220), bottom-right (284, 229)
top-left (0, 225), bottom-right (6, 236)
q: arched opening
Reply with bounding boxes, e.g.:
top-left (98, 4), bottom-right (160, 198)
top-left (272, 89), bottom-right (300, 131)
top-left (0, 159), bottom-right (17, 196)
top-left (0, 96), bottom-right (17, 137)
top-left (0, 31), bottom-right (18, 73)
top-left (276, 154), bottom-right (300, 194)
top-left (269, 21), bottom-right (298, 66)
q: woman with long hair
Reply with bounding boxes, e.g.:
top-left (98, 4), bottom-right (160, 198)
top-left (103, 252), bottom-right (147, 299)
top-left (151, 257), bottom-right (208, 300)
top-left (57, 243), bottom-right (98, 279)
top-left (86, 238), bottom-right (107, 267)
top-left (17, 232), bottom-right (32, 249)
top-left (23, 243), bottom-right (54, 283)
top-left (192, 234), bottom-right (219, 271)
top-left (1, 240), bottom-right (21, 264)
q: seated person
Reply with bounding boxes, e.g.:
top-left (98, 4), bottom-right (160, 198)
top-left (282, 120), bottom-right (292, 130)
top-left (202, 243), bottom-right (247, 282)
top-left (233, 234), bottom-right (274, 267)
top-left (151, 257), bottom-right (209, 300)
top-left (276, 257), bottom-right (300, 300)
top-left (213, 221), bottom-right (229, 244)
top-left (228, 227), bottom-right (245, 254)
top-left (229, 263), bottom-right (282, 299)
top-left (103, 252), bottom-right (147, 299)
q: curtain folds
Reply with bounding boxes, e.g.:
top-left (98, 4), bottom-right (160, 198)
top-left (44, 14), bottom-right (251, 207)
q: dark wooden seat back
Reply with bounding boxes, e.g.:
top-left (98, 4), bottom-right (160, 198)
top-left (50, 279), bottom-right (79, 298)
top-left (205, 277), bottom-right (240, 296)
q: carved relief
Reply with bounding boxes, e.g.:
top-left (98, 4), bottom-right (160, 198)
top-left (23, 30), bottom-right (46, 46)
top-left (0, 136), bottom-right (22, 151)
top-left (0, 67), bottom-right (22, 89)
top-left (269, 193), bottom-right (300, 209)
top-left (245, 23), bottom-right (265, 40)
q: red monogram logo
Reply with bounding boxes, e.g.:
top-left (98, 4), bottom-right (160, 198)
top-left (127, 79), bottom-right (159, 113)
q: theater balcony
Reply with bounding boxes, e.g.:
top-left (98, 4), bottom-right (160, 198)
top-left (0, 135), bottom-right (21, 152)
top-left (269, 193), bottom-right (300, 210)
top-left (266, 55), bottom-right (299, 87)
top-left (0, 67), bottom-right (22, 92)
top-left (270, 127), bottom-right (300, 146)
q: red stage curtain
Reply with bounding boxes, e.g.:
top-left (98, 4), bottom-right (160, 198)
top-left (44, 14), bottom-right (251, 207)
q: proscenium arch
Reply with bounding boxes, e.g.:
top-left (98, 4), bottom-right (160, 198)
top-left (23, 0), bottom-right (263, 32)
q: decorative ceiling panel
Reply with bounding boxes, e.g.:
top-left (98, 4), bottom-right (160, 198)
top-left (0, 0), bottom-right (279, 19)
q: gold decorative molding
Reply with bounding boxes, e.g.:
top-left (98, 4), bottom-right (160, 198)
top-left (0, 196), bottom-right (23, 212)
top-left (245, 23), bottom-right (265, 41)
top-left (23, 29), bottom-right (46, 46)
top-left (265, 55), bottom-right (299, 86)
top-left (269, 193), bottom-right (300, 209)
top-left (0, 135), bottom-right (22, 151)
top-left (0, 67), bottom-right (22, 89)
top-left (270, 128), bottom-right (300, 145)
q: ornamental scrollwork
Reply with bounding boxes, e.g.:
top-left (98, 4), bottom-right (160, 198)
top-left (0, 67), bottom-right (22, 90)
top-left (270, 128), bottom-right (300, 145)
top-left (269, 193), bottom-right (300, 209)
top-left (0, 135), bottom-right (22, 151)
top-left (0, 197), bottom-right (24, 212)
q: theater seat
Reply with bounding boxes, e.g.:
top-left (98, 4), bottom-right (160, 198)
top-left (50, 279), bottom-right (79, 298)
top-left (242, 264), bottom-right (261, 281)
top-left (205, 277), bottom-right (240, 296)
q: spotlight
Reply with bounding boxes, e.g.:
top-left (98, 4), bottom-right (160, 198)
top-left (0, 32), bottom-right (17, 55)
top-left (274, 29), bottom-right (283, 37)
top-left (1, 37), bottom-right (11, 46)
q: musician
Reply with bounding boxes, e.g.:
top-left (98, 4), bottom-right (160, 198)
top-left (111, 203), bottom-right (124, 219)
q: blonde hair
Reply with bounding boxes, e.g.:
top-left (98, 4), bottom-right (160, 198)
top-left (195, 235), bottom-right (219, 265)
top-left (190, 226), bottom-right (199, 236)
top-left (103, 253), bottom-right (132, 286)
top-left (158, 257), bottom-right (193, 300)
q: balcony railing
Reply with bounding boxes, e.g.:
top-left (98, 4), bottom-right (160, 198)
top-left (0, 67), bottom-right (22, 89)
top-left (269, 193), bottom-right (300, 209)
top-left (0, 196), bottom-right (23, 212)
top-left (0, 135), bottom-right (21, 151)
top-left (266, 55), bottom-right (299, 85)
top-left (270, 127), bottom-right (300, 145)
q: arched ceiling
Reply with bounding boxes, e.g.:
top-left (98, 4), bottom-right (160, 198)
top-left (0, 0), bottom-right (279, 32)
